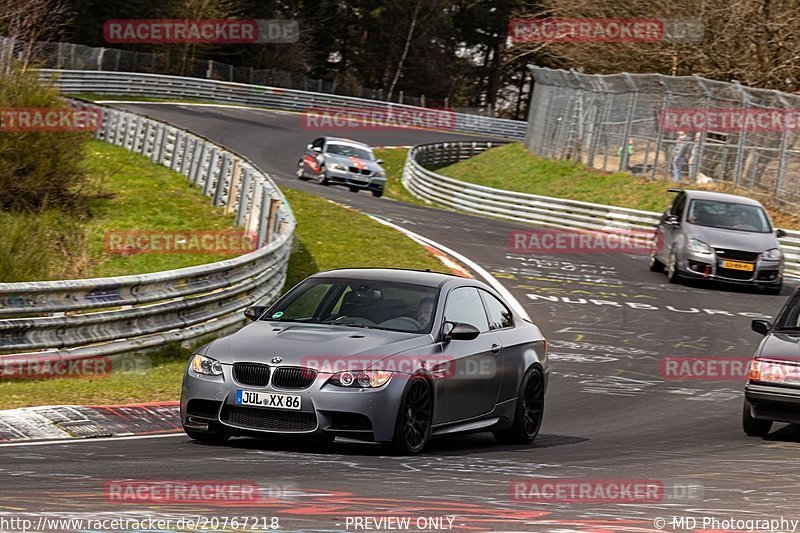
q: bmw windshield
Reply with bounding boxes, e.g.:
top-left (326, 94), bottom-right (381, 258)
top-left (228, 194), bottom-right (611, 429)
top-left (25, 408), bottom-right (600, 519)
top-left (687, 199), bottom-right (772, 233)
top-left (325, 143), bottom-right (375, 160)
top-left (266, 278), bottom-right (438, 333)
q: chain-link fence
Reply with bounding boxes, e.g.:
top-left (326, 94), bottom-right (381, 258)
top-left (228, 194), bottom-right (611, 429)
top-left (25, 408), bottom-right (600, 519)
top-left (526, 66), bottom-right (800, 210)
top-left (0, 37), bottom-right (438, 108)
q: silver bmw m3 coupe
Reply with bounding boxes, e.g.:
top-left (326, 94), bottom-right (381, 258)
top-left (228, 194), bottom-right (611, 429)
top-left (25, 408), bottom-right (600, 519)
top-left (181, 268), bottom-right (548, 454)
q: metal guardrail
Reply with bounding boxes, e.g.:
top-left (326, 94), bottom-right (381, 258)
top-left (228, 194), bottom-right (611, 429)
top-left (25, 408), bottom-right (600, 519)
top-left (402, 141), bottom-right (800, 279)
top-left (0, 101), bottom-right (296, 360)
top-left (40, 70), bottom-right (527, 140)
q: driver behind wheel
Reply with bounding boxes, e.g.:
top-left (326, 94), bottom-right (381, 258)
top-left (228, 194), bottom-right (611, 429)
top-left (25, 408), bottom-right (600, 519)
top-left (416, 297), bottom-right (434, 328)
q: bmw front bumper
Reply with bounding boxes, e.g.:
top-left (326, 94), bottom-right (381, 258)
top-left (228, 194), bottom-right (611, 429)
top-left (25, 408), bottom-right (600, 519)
top-left (181, 364), bottom-right (408, 442)
top-left (326, 168), bottom-right (386, 191)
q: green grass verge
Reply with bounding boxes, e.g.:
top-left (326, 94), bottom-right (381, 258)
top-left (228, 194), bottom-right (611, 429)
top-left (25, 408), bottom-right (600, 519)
top-left (437, 143), bottom-right (674, 212)
top-left (0, 188), bottom-right (444, 410)
top-left (436, 143), bottom-right (800, 229)
top-left (373, 147), bottom-right (424, 205)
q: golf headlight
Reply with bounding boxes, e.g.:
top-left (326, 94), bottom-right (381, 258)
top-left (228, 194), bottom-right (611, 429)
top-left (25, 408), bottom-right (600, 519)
top-left (749, 359), bottom-right (800, 385)
top-left (329, 370), bottom-right (392, 388)
top-left (315, 154), bottom-right (324, 164)
top-left (763, 248), bottom-right (783, 260)
top-left (687, 238), bottom-right (713, 254)
top-left (329, 162), bottom-right (348, 172)
top-left (191, 354), bottom-right (223, 376)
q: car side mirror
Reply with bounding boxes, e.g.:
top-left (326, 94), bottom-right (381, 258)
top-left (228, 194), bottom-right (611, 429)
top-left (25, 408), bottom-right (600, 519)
top-left (244, 305), bottom-right (268, 321)
top-left (751, 319), bottom-right (773, 336)
top-left (376, 159), bottom-right (385, 165)
top-left (312, 146), bottom-right (322, 152)
top-left (442, 322), bottom-right (480, 341)
top-left (665, 215), bottom-right (680, 226)
top-left (776, 228), bottom-right (787, 238)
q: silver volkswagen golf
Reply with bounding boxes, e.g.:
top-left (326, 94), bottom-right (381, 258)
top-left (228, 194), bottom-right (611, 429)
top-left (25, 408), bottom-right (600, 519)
top-left (181, 269), bottom-right (548, 454)
top-left (649, 189), bottom-right (786, 294)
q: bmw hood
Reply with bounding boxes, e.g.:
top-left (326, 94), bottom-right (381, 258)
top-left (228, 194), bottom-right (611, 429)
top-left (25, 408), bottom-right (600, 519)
top-left (324, 153), bottom-right (383, 173)
top-left (686, 224), bottom-right (779, 252)
top-left (202, 321), bottom-right (431, 369)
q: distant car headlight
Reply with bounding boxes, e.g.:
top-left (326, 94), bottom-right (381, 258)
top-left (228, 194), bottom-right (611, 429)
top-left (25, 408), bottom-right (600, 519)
top-left (374, 171), bottom-right (386, 178)
top-left (191, 354), bottom-right (223, 376)
top-left (749, 359), bottom-right (800, 385)
top-left (328, 162), bottom-right (348, 172)
top-left (686, 238), bottom-right (713, 255)
top-left (763, 248), bottom-right (783, 261)
top-left (328, 370), bottom-right (392, 388)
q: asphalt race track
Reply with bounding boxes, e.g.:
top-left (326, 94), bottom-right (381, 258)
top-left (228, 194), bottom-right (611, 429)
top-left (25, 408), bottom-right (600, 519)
top-left (2, 103), bottom-right (799, 532)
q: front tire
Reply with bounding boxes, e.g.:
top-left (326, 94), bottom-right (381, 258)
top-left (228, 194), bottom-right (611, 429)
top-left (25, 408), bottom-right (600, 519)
top-left (389, 377), bottom-right (433, 455)
top-left (372, 189), bottom-right (384, 198)
top-left (648, 250), bottom-right (665, 272)
top-left (494, 366), bottom-right (544, 445)
top-left (296, 160), bottom-right (310, 180)
top-left (764, 282), bottom-right (783, 295)
top-left (666, 252), bottom-right (682, 284)
top-left (317, 170), bottom-right (330, 185)
top-left (742, 400), bottom-right (772, 437)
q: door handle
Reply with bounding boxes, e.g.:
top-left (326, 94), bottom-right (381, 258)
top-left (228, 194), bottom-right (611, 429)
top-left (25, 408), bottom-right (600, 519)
top-left (490, 343), bottom-right (502, 354)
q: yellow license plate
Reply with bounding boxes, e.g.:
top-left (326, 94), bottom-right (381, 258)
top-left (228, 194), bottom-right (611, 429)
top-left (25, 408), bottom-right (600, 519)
top-left (720, 260), bottom-right (754, 271)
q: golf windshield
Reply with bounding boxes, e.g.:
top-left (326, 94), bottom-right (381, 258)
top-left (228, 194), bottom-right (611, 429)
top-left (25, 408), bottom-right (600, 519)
top-left (266, 278), bottom-right (438, 333)
top-left (686, 200), bottom-right (772, 233)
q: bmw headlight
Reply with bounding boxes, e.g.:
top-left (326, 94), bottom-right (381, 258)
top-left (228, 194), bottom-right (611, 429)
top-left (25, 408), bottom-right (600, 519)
top-left (329, 162), bottom-right (348, 171)
top-left (686, 238), bottom-right (713, 255)
top-left (315, 154), bottom-right (324, 164)
top-left (328, 370), bottom-right (392, 388)
top-left (763, 248), bottom-right (783, 261)
top-left (191, 354), bottom-right (223, 376)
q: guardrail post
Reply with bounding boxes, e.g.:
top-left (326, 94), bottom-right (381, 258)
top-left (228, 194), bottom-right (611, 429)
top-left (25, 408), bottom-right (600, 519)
top-left (203, 149), bottom-right (219, 196)
top-left (179, 137), bottom-right (195, 176)
top-left (257, 188), bottom-right (270, 246)
top-left (170, 131), bottom-right (184, 171)
top-left (226, 159), bottom-right (243, 214)
top-left (266, 197), bottom-right (282, 244)
top-left (236, 168), bottom-right (252, 226)
top-left (190, 142), bottom-right (208, 185)
top-left (214, 154), bottom-right (231, 206)
top-left (113, 113), bottom-right (126, 145)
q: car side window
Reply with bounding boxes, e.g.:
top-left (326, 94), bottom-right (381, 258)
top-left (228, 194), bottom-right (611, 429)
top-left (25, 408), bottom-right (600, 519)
top-left (480, 290), bottom-right (513, 330)
top-left (443, 287), bottom-right (490, 333)
top-left (671, 193), bottom-right (687, 220)
top-left (311, 138), bottom-right (325, 151)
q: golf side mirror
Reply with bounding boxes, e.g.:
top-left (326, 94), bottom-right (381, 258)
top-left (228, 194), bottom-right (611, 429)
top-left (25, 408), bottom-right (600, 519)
top-left (244, 306), bottom-right (268, 321)
top-left (751, 319), bottom-right (773, 336)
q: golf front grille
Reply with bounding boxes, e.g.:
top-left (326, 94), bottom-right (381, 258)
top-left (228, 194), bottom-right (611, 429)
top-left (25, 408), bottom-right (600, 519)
top-left (233, 363), bottom-right (271, 387)
top-left (272, 367), bottom-right (317, 389)
top-left (225, 406), bottom-right (317, 431)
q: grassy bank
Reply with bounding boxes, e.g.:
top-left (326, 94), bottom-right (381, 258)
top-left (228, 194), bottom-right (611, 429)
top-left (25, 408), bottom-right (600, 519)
top-left (435, 143), bottom-right (800, 229)
top-left (0, 188), bottom-right (445, 409)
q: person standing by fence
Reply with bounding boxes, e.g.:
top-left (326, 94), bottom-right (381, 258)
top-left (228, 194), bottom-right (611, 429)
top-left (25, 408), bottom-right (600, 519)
top-left (672, 131), bottom-right (693, 182)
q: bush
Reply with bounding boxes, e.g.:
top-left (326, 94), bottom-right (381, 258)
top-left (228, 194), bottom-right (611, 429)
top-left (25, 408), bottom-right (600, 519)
top-left (0, 209), bottom-right (88, 282)
top-left (0, 66), bottom-right (92, 211)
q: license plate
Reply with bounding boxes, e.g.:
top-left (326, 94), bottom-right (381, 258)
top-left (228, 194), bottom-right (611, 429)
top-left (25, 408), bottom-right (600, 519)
top-left (720, 260), bottom-right (755, 271)
top-left (236, 390), bottom-right (301, 410)
top-left (349, 174), bottom-right (368, 182)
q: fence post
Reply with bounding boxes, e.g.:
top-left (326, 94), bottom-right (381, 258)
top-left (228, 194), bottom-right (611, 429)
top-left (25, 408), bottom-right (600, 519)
top-left (690, 76), bottom-right (711, 182)
top-left (619, 74), bottom-right (639, 172)
top-left (652, 79), bottom-right (670, 179)
top-left (774, 92), bottom-right (792, 197)
top-left (732, 81), bottom-right (749, 187)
